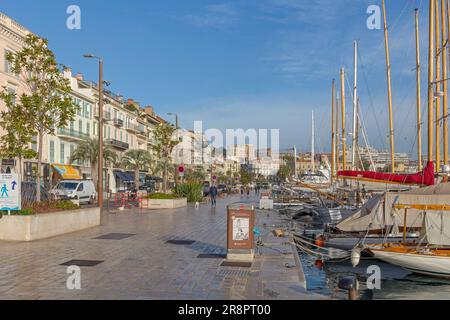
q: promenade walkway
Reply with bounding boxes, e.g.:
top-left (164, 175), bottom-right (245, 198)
top-left (0, 195), bottom-right (326, 300)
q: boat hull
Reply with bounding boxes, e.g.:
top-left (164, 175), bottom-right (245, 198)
top-left (370, 249), bottom-right (450, 278)
top-left (325, 236), bottom-right (417, 251)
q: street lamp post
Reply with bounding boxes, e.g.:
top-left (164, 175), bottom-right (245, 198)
top-left (84, 54), bottom-right (104, 222)
top-left (168, 113), bottom-right (179, 186)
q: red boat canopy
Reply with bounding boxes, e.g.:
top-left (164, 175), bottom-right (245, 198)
top-left (337, 161), bottom-right (435, 186)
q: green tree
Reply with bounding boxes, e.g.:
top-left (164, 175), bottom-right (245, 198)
top-left (6, 34), bottom-right (77, 201)
top-left (240, 167), bottom-right (254, 186)
top-left (0, 90), bottom-right (37, 176)
top-left (151, 123), bottom-right (180, 192)
top-left (277, 165), bottom-right (292, 182)
top-left (121, 149), bottom-right (153, 189)
top-left (69, 138), bottom-right (117, 190)
top-left (184, 167), bottom-right (206, 184)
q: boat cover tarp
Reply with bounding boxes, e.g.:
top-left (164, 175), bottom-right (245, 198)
top-left (424, 212), bottom-right (450, 246)
top-left (337, 161), bottom-right (435, 186)
top-left (336, 183), bottom-right (450, 232)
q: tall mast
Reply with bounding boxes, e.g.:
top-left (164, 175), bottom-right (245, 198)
top-left (442, 0), bottom-right (449, 166)
top-left (415, 8), bottom-right (423, 171)
top-left (331, 79), bottom-right (336, 182)
top-left (436, 0), bottom-right (442, 172)
top-left (382, 0), bottom-right (395, 173)
top-left (311, 110), bottom-right (315, 172)
top-left (351, 40), bottom-right (358, 170)
top-left (428, 0), bottom-right (436, 163)
top-left (340, 68), bottom-right (347, 171)
top-left (336, 95), bottom-right (340, 172)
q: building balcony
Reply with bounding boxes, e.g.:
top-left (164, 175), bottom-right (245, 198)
top-left (57, 128), bottom-right (90, 141)
top-left (95, 110), bottom-right (111, 121)
top-left (105, 139), bottom-right (129, 150)
top-left (126, 123), bottom-right (139, 133)
top-left (113, 118), bottom-right (124, 127)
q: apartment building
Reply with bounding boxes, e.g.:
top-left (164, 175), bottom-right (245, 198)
top-left (0, 12), bottom-right (167, 190)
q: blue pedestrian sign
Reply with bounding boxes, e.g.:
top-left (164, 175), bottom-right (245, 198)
top-left (0, 174), bottom-right (21, 211)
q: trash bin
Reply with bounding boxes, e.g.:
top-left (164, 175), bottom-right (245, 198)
top-left (226, 203), bottom-right (255, 262)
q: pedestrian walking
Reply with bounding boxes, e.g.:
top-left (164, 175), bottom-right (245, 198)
top-left (246, 186), bottom-right (250, 198)
top-left (240, 186), bottom-right (244, 198)
top-left (209, 184), bottom-right (218, 207)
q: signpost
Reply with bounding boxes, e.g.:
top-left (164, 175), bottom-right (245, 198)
top-left (0, 174), bottom-right (21, 214)
top-left (178, 165), bottom-right (185, 183)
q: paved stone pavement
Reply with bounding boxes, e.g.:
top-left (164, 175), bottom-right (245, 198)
top-left (0, 195), bottom-right (327, 300)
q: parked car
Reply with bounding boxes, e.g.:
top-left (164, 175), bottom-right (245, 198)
top-left (217, 184), bottom-right (228, 194)
top-left (50, 180), bottom-right (96, 205)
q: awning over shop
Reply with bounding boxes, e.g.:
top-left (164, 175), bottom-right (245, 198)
top-left (145, 175), bottom-right (163, 182)
top-left (114, 171), bottom-right (134, 182)
top-left (52, 164), bottom-right (82, 180)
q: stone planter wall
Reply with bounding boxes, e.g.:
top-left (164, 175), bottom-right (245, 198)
top-left (0, 207), bottom-right (100, 242)
top-left (145, 198), bottom-right (187, 209)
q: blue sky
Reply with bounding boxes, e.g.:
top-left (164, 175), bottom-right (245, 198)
top-left (1, 0), bottom-right (430, 156)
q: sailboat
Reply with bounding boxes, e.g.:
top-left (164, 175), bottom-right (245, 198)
top-left (301, 110), bottom-right (331, 186)
top-left (350, 1), bottom-right (450, 279)
top-left (362, 183), bottom-right (450, 277)
top-left (324, 189), bottom-right (423, 251)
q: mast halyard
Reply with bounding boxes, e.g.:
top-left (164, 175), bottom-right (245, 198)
top-left (340, 68), bottom-right (347, 171)
top-left (331, 79), bottom-right (336, 183)
top-left (382, 0), bottom-right (396, 173)
top-left (352, 40), bottom-right (358, 171)
top-left (428, 0), bottom-right (436, 164)
top-left (415, 8), bottom-right (423, 172)
top-left (436, 0), bottom-right (442, 173)
top-left (441, 0), bottom-right (449, 167)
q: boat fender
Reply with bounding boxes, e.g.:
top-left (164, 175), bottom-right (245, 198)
top-left (351, 248), bottom-right (361, 268)
top-left (315, 235), bottom-right (325, 247)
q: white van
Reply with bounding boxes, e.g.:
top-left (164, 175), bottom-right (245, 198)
top-left (50, 180), bottom-right (97, 205)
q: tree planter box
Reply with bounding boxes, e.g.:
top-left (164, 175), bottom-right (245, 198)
top-left (0, 207), bottom-right (100, 242)
top-left (146, 198), bottom-right (187, 209)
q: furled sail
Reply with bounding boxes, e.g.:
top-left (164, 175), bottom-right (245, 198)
top-left (337, 161), bottom-right (435, 186)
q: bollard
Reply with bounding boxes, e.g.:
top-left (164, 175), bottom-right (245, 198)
top-left (338, 276), bottom-right (359, 300)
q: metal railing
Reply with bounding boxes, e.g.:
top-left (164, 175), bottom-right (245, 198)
top-left (57, 128), bottom-right (90, 140)
top-left (105, 139), bottom-right (129, 150)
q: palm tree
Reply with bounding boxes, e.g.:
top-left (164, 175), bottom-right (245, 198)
top-left (121, 149), bottom-right (152, 190)
top-left (150, 123), bottom-right (180, 192)
top-left (69, 137), bottom-right (117, 190)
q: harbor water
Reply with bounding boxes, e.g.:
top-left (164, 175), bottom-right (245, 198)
top-left (299, 251), bottom-right (450, 300)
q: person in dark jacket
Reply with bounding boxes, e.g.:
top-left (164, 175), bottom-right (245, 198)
top-left (209, 184), bottom-right (218, 207)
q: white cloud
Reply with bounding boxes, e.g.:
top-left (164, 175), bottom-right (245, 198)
top-left (184, 3), bottom-right (238, 28)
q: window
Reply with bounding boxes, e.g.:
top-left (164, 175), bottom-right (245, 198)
top-left (93, 122), bottom-right (97, 136)
top-left (120, 131), bottom-right (123, 142)
top-left (77, 183), bottom-right (84, 192)
top-left (114, 129), bottom-right (117, 140)
top-left (108, 127), bottom-right (111, 139)
top-left (50, 141), bottom-right (55, 163)
top-left (78, 120), bottom-right (83, 133)
top-left (7, 86), bottom-right (16, 105)
top-left (76, 99), bottom-right (82, 116)
top-left (86, 122), bottom-right (90, 135)
top-left (4, 49), bottom-right (13, 74)
top-left (60, 143), bottom-right (65, 164)
top-left (126, 133), bottom-right (129, 144)
top-left (70, 144), bottom-right (75, 160)
top-left (70, 121), bottom-right (75, 132)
